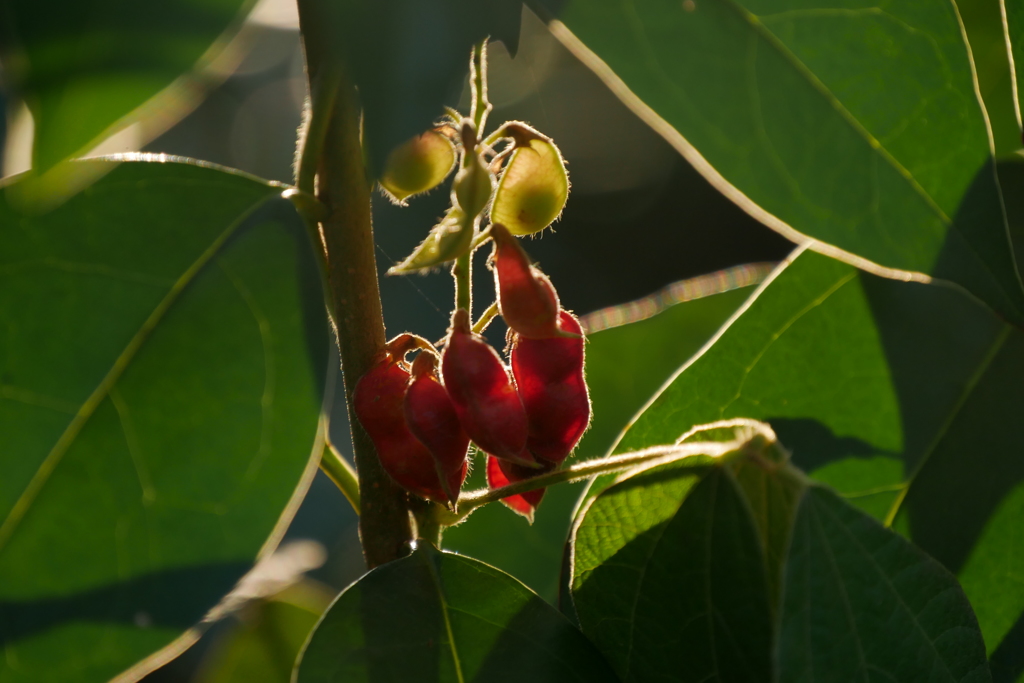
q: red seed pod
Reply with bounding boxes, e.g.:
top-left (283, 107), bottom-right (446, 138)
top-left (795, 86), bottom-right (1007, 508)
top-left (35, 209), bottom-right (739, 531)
top-left (353, 338), bottom-right (448, 503)
top-left (404, 351), bottom-right (469, 505)
top-left (486, 454), bottom-right (554, 522)
top-left (491, 223), bottom-right (560, 339)
top-left (441, 309), bottom-right (534, 466)
top-left (511, 310), bottom-right (591, 464)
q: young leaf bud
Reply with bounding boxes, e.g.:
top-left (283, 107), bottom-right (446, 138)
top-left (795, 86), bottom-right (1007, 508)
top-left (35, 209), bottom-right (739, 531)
top-left (387, 206), bottom-right (474, 274)
top-left (491, 136), bottom-right (569, 236)
top-left (511, 311), bottom-right (591, 464)
top-left (379, 131), bottom-right (456, 204)
top-left (441, 309), bottom-right (534, 466)
top-left (486, 454), bottom-right (554, 523)
top-left (353, 347), bottom-right (451, 504)
top-left (404, 351), bottom-right (469, 505)
top-left (491, 223), bottom-right (560, 338)
top-left (453, 150), bottom-right (495, 220)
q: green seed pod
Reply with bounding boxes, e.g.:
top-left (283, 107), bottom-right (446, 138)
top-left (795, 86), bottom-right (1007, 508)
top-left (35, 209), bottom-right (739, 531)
top-left (379, 131), bottom-right (456, 204)
top-left (453, 151), bottom-right (495, 220)
top-left (491, 137), bottom-right (569, 236)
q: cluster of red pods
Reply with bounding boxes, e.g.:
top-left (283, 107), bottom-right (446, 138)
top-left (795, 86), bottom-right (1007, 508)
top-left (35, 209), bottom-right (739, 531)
top-left (354, 224), bottom-right (590, 519)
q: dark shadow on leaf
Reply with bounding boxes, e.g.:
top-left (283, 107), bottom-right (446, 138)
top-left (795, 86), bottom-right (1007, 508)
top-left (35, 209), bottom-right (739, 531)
top-left (571, 469), bottom-right (771, 683)
top-left (0, 561), bottom-right (251, 646)
top-left (990, 610), bottom-right (1024, 683)
top-left (862, 271), bottom-right (1024, 574)
top-left (933, 157), bottom-right (1024, 326)
top-left (470, 591), bottom-right (615, 683)
top-left (900, 334), bottom-right (1024, 575)
top-left (995, 155), bottom-right (1024, 280)
top-left (557, 537), bottom-right (579, 628)
top-left (357, 550), bottom-right (442, 683)
top-left (768, 417), bottom-right (887, 473)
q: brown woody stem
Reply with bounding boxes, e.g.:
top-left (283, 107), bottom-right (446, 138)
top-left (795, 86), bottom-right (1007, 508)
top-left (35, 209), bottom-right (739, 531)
top-left (297, 0), bottom-right (414, 568)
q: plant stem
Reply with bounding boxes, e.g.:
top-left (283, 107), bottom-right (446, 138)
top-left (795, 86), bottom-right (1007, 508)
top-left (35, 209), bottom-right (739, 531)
top-left (469, 224), bottom-right (493, 251)
top-left (296, 0), bottom-right (413, 568)
top-left (472, 301), bottom-right (499, 334)
top-left (470, 40), bottom-right (491, 134)
top-left (320, 440), bottom-right (360, 514)
top-left (408, 498), bottom-right (445, 548)
top-left (453, 253), bottom-right (472, 314)
top-left (321, 85), bottom-right (414, 567)
top-left (294, 65), bottom-right (340, 196)
top-left (447, 41), bottom-right (492, 319)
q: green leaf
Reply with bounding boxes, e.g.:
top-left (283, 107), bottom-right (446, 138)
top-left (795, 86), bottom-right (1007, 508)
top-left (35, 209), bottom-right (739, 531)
top-left (326, 0), bottom-right (522, 175)
top-left (0, 0), bottom-right (252, 173)
top-left (541, 0), bottom-right (1024, 322)
top-left (571, 464), bottom-right (773, 683)
top-left (615, 247), bottom-right (1024, 657)
top-left (295, 546), bottom-right (619, 683)
top-left (778, 485), bottom-right (990, 683)
top-left (0, 159), bottom-right (326, 682)
top-left (728, 452), bottom-right (805, 608)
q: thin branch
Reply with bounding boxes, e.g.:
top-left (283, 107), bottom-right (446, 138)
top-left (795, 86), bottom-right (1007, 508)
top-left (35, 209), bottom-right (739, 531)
top-left (295, 64), bottom-right (341, 196)
top-left (453, 252), bottom-right (472, 314)
top-left (320, 440), bottom-right (360, 513)
top-left (469, 39), bottom-right (491, 134)
top-left (457, 442), bottom-right (734, 514)
top-left (472, 301), bottom-right (500, 334)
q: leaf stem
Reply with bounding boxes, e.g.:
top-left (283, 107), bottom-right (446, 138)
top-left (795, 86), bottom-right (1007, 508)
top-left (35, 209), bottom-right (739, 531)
top-left (453, 253), bottom-right (472, 314)
top-left (448, 41), bottom-right (492, 319)
top-left (432, 420), bottom-right (783, 531)
top-left (320, 440), bottom-right (360, 514)
top-left (469, 224), bottom-right (492, 251)
top-left (459, 442), bottom-right (731, 513)
top-left (469, 40), bottom-right (491, 134)
top-left (295, 65), bottom-right (340, 196)
top-left (472, 301), bottom-right (499, 334)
